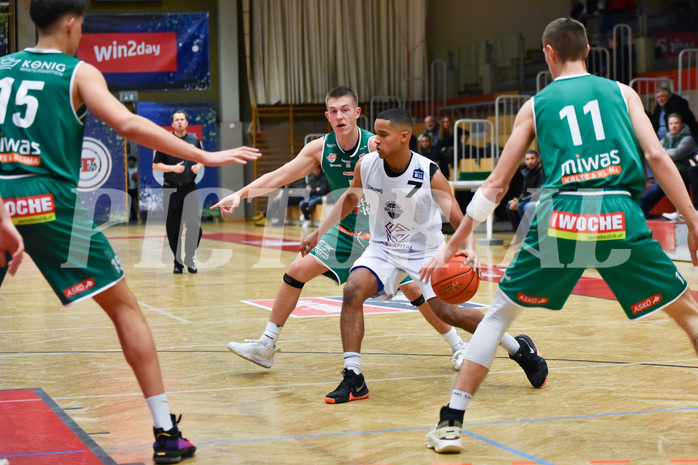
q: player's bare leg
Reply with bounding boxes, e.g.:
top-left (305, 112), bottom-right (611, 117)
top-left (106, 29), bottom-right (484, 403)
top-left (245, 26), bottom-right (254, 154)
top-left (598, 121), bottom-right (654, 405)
top-left (94, 280), bottom-right (196, 463)
top-left (227, 253), bottom-right (330, 368)
top-left (325, 267), bottom-right (377, 403)
top-left (93, 279), bottom-right (164, 397)
top-left (663, 289), bottom-right (698, 356)
top-left (399, 282), bottom-right (469, 369)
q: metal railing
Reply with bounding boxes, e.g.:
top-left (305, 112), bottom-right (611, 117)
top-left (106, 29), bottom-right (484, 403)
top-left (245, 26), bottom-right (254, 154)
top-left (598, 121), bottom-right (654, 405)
top-left (612, 23), bottom-right (633, 83)
top-left (429, 59), bottom-right (447, 117)
top-left (369, 95), bottom-right (402, 128)
top-left (629, 77), bottom-right (674, 113)
top-left (678, 48), bottom-right (698, 114)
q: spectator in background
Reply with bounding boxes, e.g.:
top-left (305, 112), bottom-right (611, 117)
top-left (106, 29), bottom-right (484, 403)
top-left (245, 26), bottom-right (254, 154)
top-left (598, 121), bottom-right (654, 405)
top-left (254, 178), bottom-right (306, 227)
top-left (420, 134), bottom-right (450, 180)
top-left (651, 87), bottom-right (698, 140)
top-left (127, 156), bottom-right (139, 223)
top-left (300, 165), bottom-right (329, 228)
top-left (436, 115), bottom-right (455, 155)
top-left (640, 113), bottom-right (696, 218)
top-left (421, 115), bottom-right (441, 147)
top-left (506, 150), bottom-right (543, 246)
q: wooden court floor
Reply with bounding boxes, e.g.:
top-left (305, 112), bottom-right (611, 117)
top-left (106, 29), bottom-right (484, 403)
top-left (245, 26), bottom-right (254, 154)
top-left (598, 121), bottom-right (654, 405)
top-left (2, 221), bottom-right (698, 465)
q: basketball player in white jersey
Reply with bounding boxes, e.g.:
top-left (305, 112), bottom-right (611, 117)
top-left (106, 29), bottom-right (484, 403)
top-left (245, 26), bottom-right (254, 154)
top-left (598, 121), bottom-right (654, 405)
top-left (300, 108), bottom-right (548, 404)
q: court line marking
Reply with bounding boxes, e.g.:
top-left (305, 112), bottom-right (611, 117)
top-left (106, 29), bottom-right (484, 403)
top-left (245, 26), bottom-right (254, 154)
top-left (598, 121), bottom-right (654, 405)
top-left (138, 301), bottom-right (192, 323)
top-left (109, 404), bottom-right (698, 465)
top-left (47, 356), bottom-right (698, 400)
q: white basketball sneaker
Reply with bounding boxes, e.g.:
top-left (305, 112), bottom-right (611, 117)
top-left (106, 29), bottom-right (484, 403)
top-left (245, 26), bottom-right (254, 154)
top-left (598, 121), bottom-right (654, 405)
top-left (425, 406), bottom-right (463, 453)
top-left (662, 211), bottom-right (681, 221)
top-left (227, 339), bottom-right (278, 368)
top-left (450, 341), bottom-right (469, 371)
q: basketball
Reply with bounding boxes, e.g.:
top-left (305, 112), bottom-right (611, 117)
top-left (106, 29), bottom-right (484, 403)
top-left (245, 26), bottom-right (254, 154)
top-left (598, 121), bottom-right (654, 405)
top-left (431, 255), bottom-right (480, 304)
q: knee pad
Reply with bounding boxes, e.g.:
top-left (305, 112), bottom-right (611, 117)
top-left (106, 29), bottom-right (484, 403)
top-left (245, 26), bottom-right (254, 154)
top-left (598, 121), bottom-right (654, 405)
top-left (409, 294), bottom-right (425, 307)
top-left (464, 288), bottom-right (523, 369)
top-left (283, 273), bottom-right (305, 289)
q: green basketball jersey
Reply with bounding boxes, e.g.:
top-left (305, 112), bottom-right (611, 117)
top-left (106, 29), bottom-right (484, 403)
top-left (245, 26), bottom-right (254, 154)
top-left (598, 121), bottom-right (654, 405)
top-left (321, 127), bottom-right (372, 232)
top-left (0, 49), bottom-right (87, 186)
top-left (532, 73), bottom-right (646, 200)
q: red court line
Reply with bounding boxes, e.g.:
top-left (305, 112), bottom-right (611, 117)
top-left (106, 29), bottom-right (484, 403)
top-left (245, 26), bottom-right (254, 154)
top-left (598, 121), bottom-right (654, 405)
top-left (0, 388), bottom-right (116, 465)
top-left (671, 460), bottom-right (698, 463)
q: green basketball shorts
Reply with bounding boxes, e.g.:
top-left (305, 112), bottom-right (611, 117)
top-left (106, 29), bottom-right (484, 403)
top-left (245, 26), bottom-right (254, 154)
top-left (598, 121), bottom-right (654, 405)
top-left (0, 175), bottom-right (124, 305)
top-left (310, 224), bottom-right (370, 284)
top-left (499, 190), bottom-right (687, 319)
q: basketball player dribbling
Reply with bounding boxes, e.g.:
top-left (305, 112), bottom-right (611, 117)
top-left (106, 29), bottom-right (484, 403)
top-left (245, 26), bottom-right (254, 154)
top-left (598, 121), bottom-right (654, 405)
top-left (300, 109), bottom-right (548, 403)
top-left (214, 88), bottom-right (548, 402)
top-left (214, 87), bottom-right (476, 373)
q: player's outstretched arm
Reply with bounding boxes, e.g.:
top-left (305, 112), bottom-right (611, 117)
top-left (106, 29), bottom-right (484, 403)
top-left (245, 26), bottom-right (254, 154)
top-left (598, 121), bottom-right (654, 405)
top-left (212, 138), bottom-right (323, 217)
top-left (75, 63), bottom-right (260, 167)
top-left (300, 162), bottom-right (364, 256)
top-left (0, 197), bottom-right (24, 276)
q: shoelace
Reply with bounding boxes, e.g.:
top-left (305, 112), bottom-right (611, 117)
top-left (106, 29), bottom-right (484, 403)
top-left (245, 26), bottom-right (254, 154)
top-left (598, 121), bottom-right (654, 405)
top-left (449, 344), bottom-right (470, 362)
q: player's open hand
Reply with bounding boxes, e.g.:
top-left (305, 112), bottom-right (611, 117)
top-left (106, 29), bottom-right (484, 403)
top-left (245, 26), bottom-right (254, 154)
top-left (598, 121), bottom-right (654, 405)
top-left (0, 220), bottom-right (24, 276)
top-left (205, 146), bottom-right (261, 167)
top-left (456, 248), bottom-right (481, 278)
top-left (419, 246), bottom-right (452, 284)
top-left (211, 192), bottom-right (241, 218)
top-left (300, 231), bottom-right (319, 257)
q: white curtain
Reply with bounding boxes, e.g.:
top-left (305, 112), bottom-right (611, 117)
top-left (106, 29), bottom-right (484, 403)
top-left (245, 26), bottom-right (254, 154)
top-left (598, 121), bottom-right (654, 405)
top-left (251, 0), bottom-right (427, 105)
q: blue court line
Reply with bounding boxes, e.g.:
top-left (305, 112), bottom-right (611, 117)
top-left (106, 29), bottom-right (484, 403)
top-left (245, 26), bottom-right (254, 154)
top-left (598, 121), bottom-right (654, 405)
top-left (111, 404), bottom-right (698, 464)
top-left (461, 429), bottom-right (555, 465)
top-left (2, 450), bottom-right (88, 458)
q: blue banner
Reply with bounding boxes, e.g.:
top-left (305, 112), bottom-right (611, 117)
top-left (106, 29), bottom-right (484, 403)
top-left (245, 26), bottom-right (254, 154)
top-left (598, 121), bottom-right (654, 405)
top-left (78, 13), bottom-right (210, 91)
top-left (136, 102), bottom-right (219, 220)
top-left (78, 114), bottom-right (127, 225)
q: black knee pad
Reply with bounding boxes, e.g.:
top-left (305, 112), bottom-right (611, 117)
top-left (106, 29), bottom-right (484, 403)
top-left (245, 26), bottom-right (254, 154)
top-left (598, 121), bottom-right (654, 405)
top-left (410, 294), bottom-right (426, 307)
top-left (283, 273), bottom-right (305, 289)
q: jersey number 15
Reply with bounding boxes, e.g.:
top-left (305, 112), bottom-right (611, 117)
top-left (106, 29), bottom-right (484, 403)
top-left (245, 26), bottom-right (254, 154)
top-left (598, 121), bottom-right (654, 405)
top-left (0, 78), bottom-right (45, 128)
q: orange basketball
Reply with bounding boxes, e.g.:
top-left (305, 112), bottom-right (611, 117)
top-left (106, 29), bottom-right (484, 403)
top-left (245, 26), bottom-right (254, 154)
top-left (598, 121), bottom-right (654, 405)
top-left (431, 255), bottom-right (480, 304)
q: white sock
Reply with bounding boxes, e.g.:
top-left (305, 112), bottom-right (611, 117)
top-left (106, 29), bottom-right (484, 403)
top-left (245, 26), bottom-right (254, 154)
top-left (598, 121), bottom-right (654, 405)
top-left (448, 389), bottom-right (472, 411)
top-left (260, 321), bottom-right (282, 346)
top-left (146, 393), bottom-right (172, 430)
top-left (343, 351), bottom-right (361, 374)
top-left (500, 333), bottom-right (520, 355)
top-left (442, 327), bottom-right (465, 352)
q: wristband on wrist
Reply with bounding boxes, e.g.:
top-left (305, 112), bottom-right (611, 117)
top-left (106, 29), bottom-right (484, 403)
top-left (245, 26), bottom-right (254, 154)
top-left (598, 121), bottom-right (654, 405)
top-left (465, 188), bottom-right (498, 222)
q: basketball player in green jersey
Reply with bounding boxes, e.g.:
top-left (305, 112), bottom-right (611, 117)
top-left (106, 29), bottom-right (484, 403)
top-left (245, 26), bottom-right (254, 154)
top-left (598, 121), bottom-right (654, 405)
top-left (421, 17), bottom-right (698, 454)
top-left (0, 1), bottom-right (259, 463)
top-left (214, 87), bottom-right (548, 401)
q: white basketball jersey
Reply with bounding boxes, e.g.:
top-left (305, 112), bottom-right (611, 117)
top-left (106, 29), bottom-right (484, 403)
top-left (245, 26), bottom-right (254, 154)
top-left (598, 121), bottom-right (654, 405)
top-left (359, 151), bottom-right (445, 255)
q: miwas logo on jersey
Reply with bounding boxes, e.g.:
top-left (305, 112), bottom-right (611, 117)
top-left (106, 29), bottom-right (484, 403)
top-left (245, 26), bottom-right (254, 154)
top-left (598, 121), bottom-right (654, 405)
top-left (384, 201), bottom-right (403, 219)
top-left (413, 167), bottom-right (424, 180)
